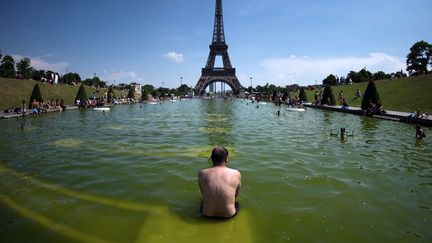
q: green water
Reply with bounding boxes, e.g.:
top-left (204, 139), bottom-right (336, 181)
top-left (0, 99), bottom-right (431, 242)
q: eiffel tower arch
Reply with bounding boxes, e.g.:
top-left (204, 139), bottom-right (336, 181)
top-left (194, 0), bottom-right (243, 96)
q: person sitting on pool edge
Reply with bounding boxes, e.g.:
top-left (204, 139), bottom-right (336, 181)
top-left (198, 146), bottom-right (241, 218)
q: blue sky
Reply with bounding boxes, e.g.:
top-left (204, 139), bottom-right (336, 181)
top-left (1, 0), bottom-right (430, 88)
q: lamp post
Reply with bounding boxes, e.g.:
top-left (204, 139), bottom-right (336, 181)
top-left (180, 77), bottom-right (183, 86)
top-left (249, 77), bottom-right (253, 94)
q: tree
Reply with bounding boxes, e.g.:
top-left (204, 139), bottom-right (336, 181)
top-left (29, 84), bottom-right (43, 108)
top-left (31, 69), bottom-right (45, 81)
top-left (75, 85), bottom-right (88, 102)
top-left (157, 87), bottom-right (170, 98)
top-left (16, 57), bottom-right (32, 79)
top-left (373, 71), bottom-right (390, 81)
top-left (322, 74), bottom-right (337, 86)
top-left (177, 84), bottom-right (190, 96)
top-left (127, 87), bottom-right (135, 99)
top-left (361, 80), bottom-right (381, 110)
top-left (322, 86), bottom-right (335, 105)
top-left (406, 40), bottom-right (432, 75)
top-left (0, 55), bottom-right (16, 78)
top-left (142, 85), bottom-right (155, 99)
top-left (358, 68), bottom-right (373, 81)
top-left (82, 76), bottom-right (106, 88)
top-left (346, 69), bottom-right (372, 83)
top-left (141, 88), bottom-right (150, 101)
top-left (63, 72), bottom-right (81, 85)
top-left (299, 88), bottom-right (308, 102)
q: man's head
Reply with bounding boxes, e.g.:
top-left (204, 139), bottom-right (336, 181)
top-left (211, 146), bottom-right (229, 166)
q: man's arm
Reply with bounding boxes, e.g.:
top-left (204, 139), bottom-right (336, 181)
top-left (235, 171), bottom-right (241, 199)
top-left (198, 170), bottom-right (203, 194)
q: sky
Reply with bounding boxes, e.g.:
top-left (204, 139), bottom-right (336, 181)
top-left (1, 0), bottom-right (431, 88)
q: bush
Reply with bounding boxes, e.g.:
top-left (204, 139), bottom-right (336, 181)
top-left (299, 88), bottom-right (308, 102)
top-left (29, 84), bottom-right (43, 108)
top-left (75, 85), bottom-right (88, 102)
top-left (361, 80), bottom-right (381, 110)
top-left (322, 86), bottom-right (335, 105)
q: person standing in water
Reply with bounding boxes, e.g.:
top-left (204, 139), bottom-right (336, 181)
top-left (416, 126), bottom-right (426, 140)
top-left (198, 146), bottom-right (241, 218)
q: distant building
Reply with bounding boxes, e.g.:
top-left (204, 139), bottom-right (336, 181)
top-left (130, 83), bottom-right (142, 95)
top-left (129, 83), bottom-right (142, 100)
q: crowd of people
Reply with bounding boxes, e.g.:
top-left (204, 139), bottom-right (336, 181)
top-left (30, 99), bottom-right (66, 114)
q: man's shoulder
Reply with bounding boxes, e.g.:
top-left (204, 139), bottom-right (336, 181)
top-left (227, 167), bottom-right (241, 177)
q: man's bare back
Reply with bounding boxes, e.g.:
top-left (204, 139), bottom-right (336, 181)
top-left (198, 147), bottom-right (241, 218)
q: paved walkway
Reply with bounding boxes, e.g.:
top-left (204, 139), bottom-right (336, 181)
top-left (303, 103), bottom-right (432, 127)
top-left (0, 106), bottom-right (79, 119)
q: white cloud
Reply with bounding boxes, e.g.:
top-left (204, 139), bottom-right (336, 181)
top-left (12, 54), bottom-right (69, 73)
top-left (101, 69), bottom-right (144, 84)
top-left (163, 52), bottom-right (184, 63)
top-left (260, 53), bottom-right (405, 86)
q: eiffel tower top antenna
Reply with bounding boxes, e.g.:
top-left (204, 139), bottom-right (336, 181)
top-left (212, 0), bottom-right (225, 44)
top-left (194, 0), bottom-right (243, 96)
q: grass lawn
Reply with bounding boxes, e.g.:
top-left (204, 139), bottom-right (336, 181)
top-left (292, 74), bottom-right (432, 114)
top-left (0, 78), bottom-right (128, 110)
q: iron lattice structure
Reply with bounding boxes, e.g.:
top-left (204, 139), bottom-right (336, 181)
top-left (194, 0), bottom-right (243, 96)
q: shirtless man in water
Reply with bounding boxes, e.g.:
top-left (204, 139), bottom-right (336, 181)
top-left (198, 146), bottom-right (241, 218)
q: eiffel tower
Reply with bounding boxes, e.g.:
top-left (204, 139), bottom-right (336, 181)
top-left (194, 0), bottom-right (243, 96)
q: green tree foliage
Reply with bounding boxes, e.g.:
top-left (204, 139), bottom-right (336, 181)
top-left (82, 76), bottom-right (106, 88)
top-left (157, 87), bottom-right (170, 98)
top-left (29, 84), bottom-right (43, 108)
top-left (141, 84), bottom-right (155, 100)
top-left (141, 88), bottom-right (150, 101)
top-left (322, 74), bottom-right (337, 86)
top-left (406, 40), bottom-right (432, 75)
top-left (0, 55), bottom-right (16, 78)
top-left (299, 88), bottom-right (308, 102)
top-left (347, 69), bottom-right (373, 83)
top-left (177, 84), bottom-right (190, 96)
top-left (75, 85), bottom-right (88, 102)
top-left (169, 88), bottom-right (178, 97)
top-left (127, 87), bottom-right (135, 99)
top-left (255, 83), bottom-right (285, 95)
top-left (373, 71), bottom-right (390, 81)
top-left (31, 69), bottom-right (45, 81)
top-left (16, 57), bottom-right (32, 79)
top-left (322, 86), bottom-right (335, 105)
top-left (63, 72), bottom-right (81, 84)
top-left (361, 80), bottom-right (381, 110)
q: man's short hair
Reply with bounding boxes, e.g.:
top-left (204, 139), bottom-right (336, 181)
top-left (211, 146), bottom-right (229, 164)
